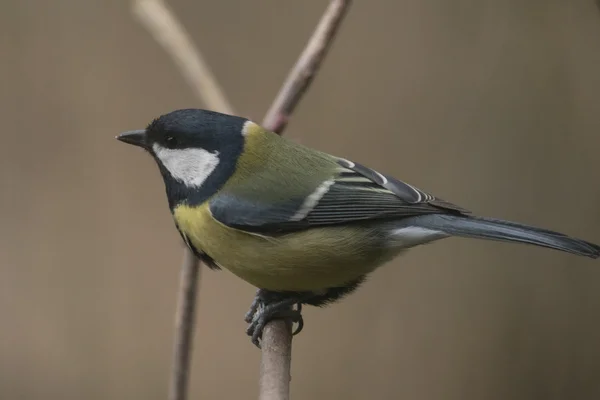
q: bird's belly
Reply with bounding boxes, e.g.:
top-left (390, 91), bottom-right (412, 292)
top-left (174, 204), bottom-right (399, 292)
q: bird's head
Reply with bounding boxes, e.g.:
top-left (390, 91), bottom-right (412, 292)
top-left (117, 108), bottom-right (249, 206)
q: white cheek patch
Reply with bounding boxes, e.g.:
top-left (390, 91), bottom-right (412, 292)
top-left (153, 144), bottom-right (220, 188)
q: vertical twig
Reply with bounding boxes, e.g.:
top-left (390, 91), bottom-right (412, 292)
top-left (132, 0), bottom-right (234, 113)
top-left (132, 2), bottom-right (234, 400)
top-left (262, 0), bottom-right (353, 135)
top-left (169, 249), bottom-right (201, 400)
top-left (258, 2), bottom-right (353, 399)
top-left (258, 320), bottom-right (294, 400)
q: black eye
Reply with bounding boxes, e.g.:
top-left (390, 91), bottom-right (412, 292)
top-left (165, 135), bottom-right (177, 148)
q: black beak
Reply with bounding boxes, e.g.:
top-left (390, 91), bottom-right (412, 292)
top-left (116, 129), bottom-right (149, 149)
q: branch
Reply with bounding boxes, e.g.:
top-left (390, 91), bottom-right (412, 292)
top-left (262, 0), bottom-right (352, 135)
top-left (133, 0), bottom-right (234, 114)
top-left (258, 1), bottom-right (352, 399)
top-left (168, 249), bottom-right (201, 400)
top-left (132, 2), bottom-right (234, 400)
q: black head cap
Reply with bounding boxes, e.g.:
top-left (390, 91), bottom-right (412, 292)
top-left (144, 108), bottom-right (248, 152)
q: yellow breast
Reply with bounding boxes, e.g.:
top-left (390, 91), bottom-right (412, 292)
top-left (173, 204), bottom-right (398, 291)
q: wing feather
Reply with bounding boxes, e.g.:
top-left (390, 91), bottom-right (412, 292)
top-left (210, 157), bottom-right (469, 234)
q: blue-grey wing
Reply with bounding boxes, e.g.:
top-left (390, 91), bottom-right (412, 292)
top-left (335, 158), bottom-right (469, 214)
top-left (210, 158), bottom-right (469, 234)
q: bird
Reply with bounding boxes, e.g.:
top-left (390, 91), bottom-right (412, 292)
top-left (117, 108), bottom-right (600, 347)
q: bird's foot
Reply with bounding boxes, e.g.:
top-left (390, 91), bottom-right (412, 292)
top-left (244, 290), bottom-right (305, 348)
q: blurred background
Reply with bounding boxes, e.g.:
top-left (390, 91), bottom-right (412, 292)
top-left (2, 0), bottom-right (600, 399)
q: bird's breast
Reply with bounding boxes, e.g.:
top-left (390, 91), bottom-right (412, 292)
top-left (173, 204), bottom-right (401, 291)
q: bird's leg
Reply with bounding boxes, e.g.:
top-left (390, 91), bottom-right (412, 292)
top-left (243, 289), bottom-right (263, 323)
top-left (244, 277), bottom-right (367, 347)
top-left (244, 289), bottom-right (310, 348)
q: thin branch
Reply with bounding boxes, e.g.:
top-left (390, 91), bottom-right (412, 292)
top-left (132, 1), bottom-right (234, 400)
top-left (169, 249), bottom-right (201, 400)
top-left (133, 0), bottom-right (234, 114)
top-left (258, 320), bottom-right (294, 400)
top-left (262, 0), bottom-right (352, 135)
top-left (258, 1), bottom-right (353, 399)
top-left (169, 250), bottom-right (199, 400)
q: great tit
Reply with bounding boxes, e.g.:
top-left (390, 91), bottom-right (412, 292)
top-left (117, 108), bottom-right (600, 346)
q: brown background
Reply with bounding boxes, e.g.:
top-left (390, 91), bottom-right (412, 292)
top-left (2, 1), bottom-right (600, 399)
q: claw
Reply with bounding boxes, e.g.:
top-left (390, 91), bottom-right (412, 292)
top-left (244, 289), bottom-right (262, 323)
top-left (245, 299), bottom-right (304, 348)
top-left (292, 303), bottom-right (304, 336)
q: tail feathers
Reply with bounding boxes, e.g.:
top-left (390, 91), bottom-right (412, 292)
top-left (406, 214), bottom-right (600, 259)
